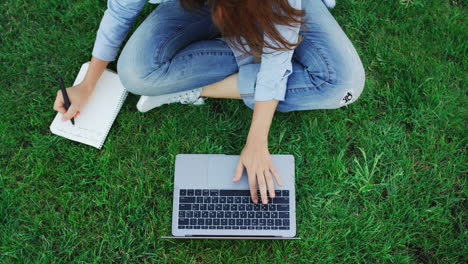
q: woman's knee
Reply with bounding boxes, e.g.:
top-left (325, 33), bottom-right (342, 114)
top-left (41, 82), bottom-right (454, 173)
top-left (117, 44), bottom-right (167, 96)
top-left (322, 49), bottom-right (366, 109)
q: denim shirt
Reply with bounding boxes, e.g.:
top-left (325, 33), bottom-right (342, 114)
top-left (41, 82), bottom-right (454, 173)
top-left (92, 0), bottom-right (301, 101)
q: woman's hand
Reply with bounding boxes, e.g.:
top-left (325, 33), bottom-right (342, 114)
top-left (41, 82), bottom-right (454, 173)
top-left (53, 81), bottom-right (94, 121)
top-left (233, 139), bottom-right (283, 204)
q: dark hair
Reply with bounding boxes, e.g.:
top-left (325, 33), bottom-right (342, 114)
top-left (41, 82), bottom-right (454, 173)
top-left (180, 0), bottom-right (306, 57)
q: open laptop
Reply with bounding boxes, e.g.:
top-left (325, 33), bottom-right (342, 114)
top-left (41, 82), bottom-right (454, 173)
top-left (161, 154), bottom-right (299, 240)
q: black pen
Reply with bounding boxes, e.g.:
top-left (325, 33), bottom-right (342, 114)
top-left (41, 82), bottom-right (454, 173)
top-left (57, 77), bottom-right (75, 125)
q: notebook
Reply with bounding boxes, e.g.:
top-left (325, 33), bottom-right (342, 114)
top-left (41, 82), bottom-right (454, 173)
top-left (50, 61), bottom-right (128, 149)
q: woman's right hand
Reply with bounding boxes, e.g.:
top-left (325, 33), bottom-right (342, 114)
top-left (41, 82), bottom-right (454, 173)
top-left (53, 81), bottom-right (94, 121)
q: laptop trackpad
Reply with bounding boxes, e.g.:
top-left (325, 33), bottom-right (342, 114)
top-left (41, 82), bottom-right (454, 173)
top-left (207, 156), bottom-right (249, 189)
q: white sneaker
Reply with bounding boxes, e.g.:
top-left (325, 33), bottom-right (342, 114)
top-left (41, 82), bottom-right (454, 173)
top-left (136, 87), bottom-right (205, 113)
top-left (322, 0), bottom-right (336, 9)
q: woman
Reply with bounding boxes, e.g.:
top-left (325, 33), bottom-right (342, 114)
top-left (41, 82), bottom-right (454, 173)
top-left (53, 0), bottom-right (365, 205)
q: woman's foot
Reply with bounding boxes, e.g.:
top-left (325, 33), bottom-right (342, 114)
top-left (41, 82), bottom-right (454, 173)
top-left (136, 88), bottom-right (205, 113)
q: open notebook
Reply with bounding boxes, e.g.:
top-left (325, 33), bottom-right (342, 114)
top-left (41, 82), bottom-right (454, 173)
top-left (50, 61), bottom-right (128, 149)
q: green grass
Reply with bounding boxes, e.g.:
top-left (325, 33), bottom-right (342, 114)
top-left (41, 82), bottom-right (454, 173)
top-left (0, 0), bottom-right (466, 262)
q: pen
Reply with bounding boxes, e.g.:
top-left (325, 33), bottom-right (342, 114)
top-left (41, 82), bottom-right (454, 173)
top-left (57, 77), bottom-right (75, 125)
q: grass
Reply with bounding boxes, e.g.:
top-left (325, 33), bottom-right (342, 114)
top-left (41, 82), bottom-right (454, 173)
top-left (0, 0), bottom-right (466, 262)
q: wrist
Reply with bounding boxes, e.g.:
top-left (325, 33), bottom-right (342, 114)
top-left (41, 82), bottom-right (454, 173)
top-left (246, 131), bottom-right (268, 146)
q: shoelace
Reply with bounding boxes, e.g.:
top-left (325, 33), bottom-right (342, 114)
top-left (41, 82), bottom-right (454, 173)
top-left (167, 89), bottom-right (205, 105)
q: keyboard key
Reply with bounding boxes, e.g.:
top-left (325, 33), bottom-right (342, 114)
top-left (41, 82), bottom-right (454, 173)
top-left (203, 197), bottom-right (210, 203)
top-left (233, 226), bottom-right (240, 230)
top-left (212, 197), bottom-right (219, 203)
top-left (179, 226), bottom-right (185, 229)
top-left (246, 204), bottom-right (253, 211)
top-left (178, 218), bottom-right (189, 225)
top-left (197, 219), bottom-right (204, 225)
top-left (240, 212), bottom-right (247, 218)
top-left (206, 219), bottom-right (212, 225)
top-left (209, 226), bottom-right (216, 229)
top-left (255, 212), bottom-right (262, 218)
top-left (272, 197), bottom-right (289, 204)
top-left (202, 211), bottom-right (209, 218)
top-left (179, 204), bottom-right (191, 210)
top-left (239, 204), bottom-right (246, 211)
top-left (215, 204), bottom-right (222, 210)
top-left (180, 189), bottom-right (187, 196)
top-left (190, 219), bottom-right (196, 225)
top-left (221, 219), bottom-right (227, 225)
top-left (275, 219), bottom-right (282, 226)
top-left (240, 226), bottom-right (247, 230)
top-left (202, 189), bottom-right (209, 196)
top-left (227, 197), bottom-right (234, 203)
top-left (225, 226), bottom-right (232, 230)
top-left (268, 204), bottom-right (276, 211)
top-left (179, 211), bottom-right (185, 217)
top-left (274, 190), bottom-right (281, 197)
top-left (263, 212), bottom-right (270, 218)
top-left (220, 197), bottom-right (227, 203)
top-left (259, 219), bottom-right (266, 226)
top-left (252, 219), bottom-right (259, 226)
top-left (235, 197), bottom-right (242, 203)
top-left (225, 211), bottom-right (232, 218)
top-left (248, 212), bottom-right (255, 218)
top-left (282, 190), bottom-right (289, 196)
top-left (194, 226), bottom-right (200, 229)
top-left (210, 190), bottom-right (219, 196)
top-left (186, 211), bottom-right (193, 218)
top-left (220, 190), bottom-right (250, 196)
top-left (242, 197), bottom-right (250, 203)
top-left (192, 204), bottom-right (199, 210)
top-left (217, 226), bottom-right (224, 229)
top-left (277, 205), bottom-right (289, 211)
top-left (254, 204), bottom-right (261, 211)
top-left (195, 189), bottom-right (202, 196)
top-left (229, 219), bottom-right (235, 225)
top-left (200, 204), bottom-right (207, 210)
top-left (233, 212), bottom-right (240, 218)
top-left (209, 212), bottom-right (216, 218)
top-left (236, 219), bottom-right (243, 225)
top-left (187, 190), bottom-right (194, 196)
top-left (283, 219), bottom-right (290, 226)
top-left (279, 227), bottom-right (290, 230)
top-left (208, 204), bottom-right (214, 210)
top-left (223, 204), bottom-right (230, 210)
top-left (194, 211), bottom-right (201, 218)
top-left (271, 212), bottom-right (278, 218)
top-left (267, 219), bottom-right (274, 226)
top-left (213, 219), bottom-right (220, 225)
top-left (279, 212), bottom-right (289, 218)
top-left (217, 211), bottom-right (224, 218)
top-left (202, 226), bottom-right (208, 229)
top-left (230, 204), bottom-right (237, 211)
top-left (244, 219), bottom-right (251, 225)
top-left (261, 205), bottom-right (268, 211)
top-left (197, 197), bottom-right (203, 203)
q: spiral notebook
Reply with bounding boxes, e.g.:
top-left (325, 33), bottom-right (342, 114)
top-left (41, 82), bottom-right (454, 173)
top-left (50, 61), bottom-right (128, 149)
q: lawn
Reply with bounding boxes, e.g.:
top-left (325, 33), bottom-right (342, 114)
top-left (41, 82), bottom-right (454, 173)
top-left (0, 0), bottom-right (466, 263)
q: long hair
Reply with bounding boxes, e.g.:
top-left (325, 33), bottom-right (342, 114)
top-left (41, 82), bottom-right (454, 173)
top-left (179, 0), bottom-right (306, 58)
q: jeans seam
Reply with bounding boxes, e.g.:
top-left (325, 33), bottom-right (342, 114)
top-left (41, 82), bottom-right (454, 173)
top-left (154, 16), bottom-right (212, 66)
top-left (302, 38), bottom-right (333, 86)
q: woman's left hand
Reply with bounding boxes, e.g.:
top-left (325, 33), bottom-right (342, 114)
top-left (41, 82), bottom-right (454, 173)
top-left (232, 139), bottom-right (283, 204)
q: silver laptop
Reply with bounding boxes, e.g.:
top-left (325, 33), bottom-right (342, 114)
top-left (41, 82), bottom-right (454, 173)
top-left (162, 154), bottom-right (299, 239)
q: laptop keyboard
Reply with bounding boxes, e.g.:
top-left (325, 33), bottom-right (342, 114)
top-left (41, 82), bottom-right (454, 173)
top-left (177, 189), bottom-right (290, 230)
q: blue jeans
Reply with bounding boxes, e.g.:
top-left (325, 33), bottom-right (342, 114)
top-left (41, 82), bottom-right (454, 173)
top-left (117, 0), bottom-right (365, 112)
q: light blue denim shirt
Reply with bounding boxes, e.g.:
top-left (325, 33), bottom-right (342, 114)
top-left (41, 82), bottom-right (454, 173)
top-left (92, 0), bottom-right (301, 101)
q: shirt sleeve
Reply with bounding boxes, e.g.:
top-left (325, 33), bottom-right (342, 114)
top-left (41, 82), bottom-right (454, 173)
top-left (253, 0), bottom-right (301, 101)
top-left (92, 0), bottom-right (148, 62)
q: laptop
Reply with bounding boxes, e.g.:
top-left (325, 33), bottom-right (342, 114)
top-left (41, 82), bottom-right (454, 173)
top-left (161, 154), bottom-right (299, 240)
